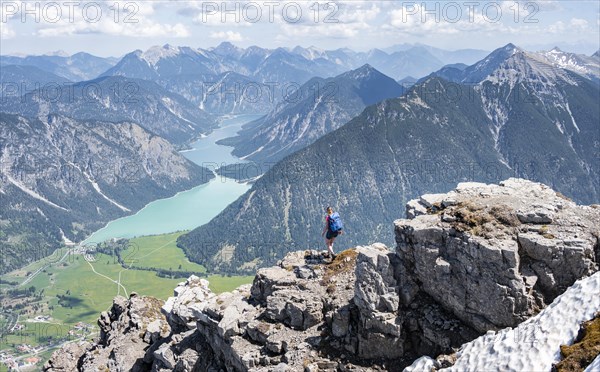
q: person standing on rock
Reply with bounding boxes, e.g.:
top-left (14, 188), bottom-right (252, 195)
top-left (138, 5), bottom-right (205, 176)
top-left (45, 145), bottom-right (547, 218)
top-left (322, 206), bottom-right (343, 259)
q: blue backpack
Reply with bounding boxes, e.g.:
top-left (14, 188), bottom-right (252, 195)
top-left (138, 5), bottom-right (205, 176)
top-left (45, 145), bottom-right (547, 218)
top-left (328, 212), bottom-right (343, 232)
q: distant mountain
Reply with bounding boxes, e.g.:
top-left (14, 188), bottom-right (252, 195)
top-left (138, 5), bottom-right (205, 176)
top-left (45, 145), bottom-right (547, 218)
top-left (101, 45), bottom-right (232, 80)
top-left (0, 52), bottom-right (118, 81)
top-left (0, 64), bottom-right (71, 96)
top-left (296, 44), bottom-right (490, 80)
top-left (0, 113), bottom-right (213, 274)
top-left (0, 76), bottom-right (216, 144)
top-left (221, 64), bottom-right (406, 164)
top-left (252, 47), bottom-right (340, 84)
top-left (178, 45), bottom-right (600, 273)
top-left (433, 44), bottom-right (600, 84)
top-left (397, 76), bottom-right (418, 88)
top-left (416, 45), bottom-right (490, 65)
top-left (102, 43), bottom-right (342, 85)
top-left (538, 47), bottom-right (600, 82)
top-left (593, 50), bottom-right (600, 58)
top-left (101, 44), bottom-right (345, 114)
top-left (383, 43), bottom-right (489, 63)
top-left (161, 71), bottom-right (277, 115)
top-left (98, 43), bottom-right (495, 115)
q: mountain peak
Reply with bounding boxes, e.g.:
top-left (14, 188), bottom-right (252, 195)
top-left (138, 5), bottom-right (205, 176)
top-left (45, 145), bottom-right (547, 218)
top-left (593, 50), bottom-right (600, 58)
top-left (341, 64), bottom-right (382, 81)
top-left (357, 63), bottom-right (375, 71)
top-left (44, 50), bottom-right (70, 57)
top-left (211, 42), bottom-right (245, 58)
top-left (213, 41), bottom-right (240, 51)
top-left (216, 41), bottom-right (235, 48)
top-left (141, 44), bottom-right (181, 65)
top-left (500, 43), bottom-right (520, 54)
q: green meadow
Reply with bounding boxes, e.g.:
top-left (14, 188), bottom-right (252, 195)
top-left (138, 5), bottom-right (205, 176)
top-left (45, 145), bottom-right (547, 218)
top-left (1, 232), bottom-right (254, 337)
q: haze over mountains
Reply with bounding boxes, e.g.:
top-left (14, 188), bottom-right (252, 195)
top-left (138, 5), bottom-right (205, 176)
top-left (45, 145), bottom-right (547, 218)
top-left (178, 44), bottom-right (600, 273)
top-left (96, 43), bottom-right (489, 114)
top-left (0, 64), bottom-right (71, 96)
top-left (0, 52), bottom-right (118, 81)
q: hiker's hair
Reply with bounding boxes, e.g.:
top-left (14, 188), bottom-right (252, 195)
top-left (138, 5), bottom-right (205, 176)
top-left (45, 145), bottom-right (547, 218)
top-left (326, 206), bottom-right (333, 214)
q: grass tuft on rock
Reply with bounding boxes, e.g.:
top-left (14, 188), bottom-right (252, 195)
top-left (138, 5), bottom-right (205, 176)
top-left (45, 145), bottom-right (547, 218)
top-left (321, 249), bottom-right (358, 287)
top-left (451, 202), bottom-right (520, 238)
top-left (554, 313), bottom-right (600, 371)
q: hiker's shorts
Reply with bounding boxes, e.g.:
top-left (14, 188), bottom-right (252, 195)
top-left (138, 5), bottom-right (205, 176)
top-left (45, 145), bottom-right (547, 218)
top-left (326, 230), bottom-right (339, 239)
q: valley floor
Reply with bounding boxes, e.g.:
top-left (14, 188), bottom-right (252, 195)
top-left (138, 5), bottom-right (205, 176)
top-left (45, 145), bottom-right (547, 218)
top-left (0, 232), bottom-right (253, 371)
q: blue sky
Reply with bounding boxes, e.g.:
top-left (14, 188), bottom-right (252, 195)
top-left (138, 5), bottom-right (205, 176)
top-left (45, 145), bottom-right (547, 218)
top-left (1, 1), bottom-right (598, 56)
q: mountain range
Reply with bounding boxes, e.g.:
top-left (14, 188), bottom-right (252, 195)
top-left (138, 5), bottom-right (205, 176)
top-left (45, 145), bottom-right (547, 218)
top-left (0, 113), bottom-right (213, 274)
top-left (0, 64), bottom-right (71, 96)
top-left (2, 42), bottom-right (598, 276)
top-left (0, 76), bottom-right (216, 145)
top-left (93, 43), bottom-right (489, 115)
top-left (177, 44), bottom-right (600, 273)
top-left (0, 52), bottom-right (118, 81)
top-left (219, 64), bottom-right (406, 164)
top-left (432, 44), bottom-right (600, 84)
top-left (103, 42), bottom-right (490, 83)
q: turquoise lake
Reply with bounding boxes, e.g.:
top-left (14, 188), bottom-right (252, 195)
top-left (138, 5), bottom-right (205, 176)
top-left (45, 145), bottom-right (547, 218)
top-left (84, 114), bottom-right (263, 244)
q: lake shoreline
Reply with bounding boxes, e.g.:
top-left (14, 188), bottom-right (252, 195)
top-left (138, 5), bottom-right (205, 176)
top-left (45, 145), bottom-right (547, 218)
top-left (83, 114), bottom-right (264, 245)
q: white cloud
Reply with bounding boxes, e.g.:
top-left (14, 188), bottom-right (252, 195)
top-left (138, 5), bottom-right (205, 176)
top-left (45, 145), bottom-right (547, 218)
top-left (275, 2), bottom-right (379, 40)
top-left (209, 30), bottom-right (243, 42)
top-left (0, 2), bottom-right (17, 39)
top-left (546, 17), bottom-right (589, 35)
top-left (37, 19), bottom-right (189, 38)
top-left (387, 3), bottom-right (515, 36)
top-left (0, 23), bottom-right (16, 39)
top-left (32, 1), bottom-right (189, 38)
top-left (570, 18), bottom-right (588, 30)
top-left (528, 0), bottom-right (562, 12)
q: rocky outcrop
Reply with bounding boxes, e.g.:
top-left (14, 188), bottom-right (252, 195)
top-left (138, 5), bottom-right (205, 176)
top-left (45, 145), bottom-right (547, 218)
top-left (398, 179), bottom-right (600, 336)
top-left (45, 179), bottom-right (600, 371)
top-left (45, 293), bottom-right (170, 372)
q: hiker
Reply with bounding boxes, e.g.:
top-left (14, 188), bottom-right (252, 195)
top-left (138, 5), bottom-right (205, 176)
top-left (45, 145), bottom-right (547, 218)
top-left (322, 206), bottom-right (343, 258)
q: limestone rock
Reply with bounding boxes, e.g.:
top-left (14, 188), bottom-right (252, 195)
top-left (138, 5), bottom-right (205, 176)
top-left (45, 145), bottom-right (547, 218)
top-left (396, 178), bottom-right (600, 333)
top-left (44, 341), bottom-right (91, 371)
top-left (162, 275), bottom-right (214, 331)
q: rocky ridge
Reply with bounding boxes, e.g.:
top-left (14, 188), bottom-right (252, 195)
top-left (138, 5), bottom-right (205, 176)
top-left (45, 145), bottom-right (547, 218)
top-left (45, 179), bottom-right (600, 371)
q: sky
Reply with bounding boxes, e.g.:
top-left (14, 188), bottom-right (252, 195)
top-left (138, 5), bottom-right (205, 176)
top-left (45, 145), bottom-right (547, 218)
top-left (1, 0), bottom-right (599, 57)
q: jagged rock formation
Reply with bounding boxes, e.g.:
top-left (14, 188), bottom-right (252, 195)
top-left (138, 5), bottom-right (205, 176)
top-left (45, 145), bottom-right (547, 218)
top-left (44, 294), bottom-right (170, 371)
top-left (400, 178), bottom-right (600, 333)
top-left (45, 179), bottom-right (600, 371)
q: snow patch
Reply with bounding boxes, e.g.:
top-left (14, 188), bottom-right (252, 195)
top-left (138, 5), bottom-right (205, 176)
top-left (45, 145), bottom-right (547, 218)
top-left (141, 45), bottom-right (181, 66)
top-left (404, 272), bottom-right (600, 371)
top-left (564, 102), bottom-right (580, 133)
top-left (6, 174), bottom-right (69, 211)
top-left (82, 171), bottom-right (131, 212)
top-left (585, 354), bottom-right (600, 372)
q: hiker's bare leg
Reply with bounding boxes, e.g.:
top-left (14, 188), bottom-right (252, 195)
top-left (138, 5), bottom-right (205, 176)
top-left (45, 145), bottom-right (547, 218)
top-left (328, 237), bottom-right (336, 255)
